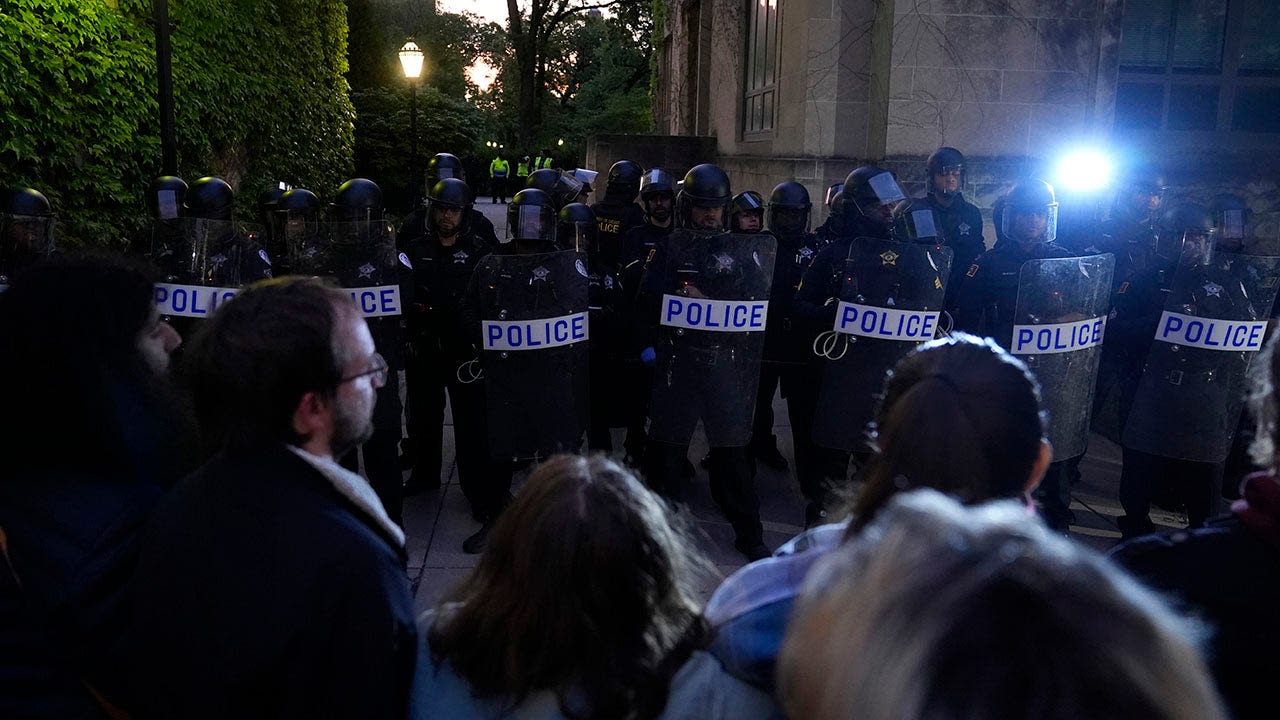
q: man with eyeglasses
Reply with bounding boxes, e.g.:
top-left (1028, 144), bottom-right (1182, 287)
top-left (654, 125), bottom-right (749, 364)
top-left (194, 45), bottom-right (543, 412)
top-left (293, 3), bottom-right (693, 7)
top-left (131, 277), bottom-right (417, 720)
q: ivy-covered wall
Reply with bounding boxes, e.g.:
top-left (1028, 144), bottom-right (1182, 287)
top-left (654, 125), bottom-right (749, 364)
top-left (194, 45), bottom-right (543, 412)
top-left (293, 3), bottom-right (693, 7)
top-left (0, 0), bottom-right (355, 248)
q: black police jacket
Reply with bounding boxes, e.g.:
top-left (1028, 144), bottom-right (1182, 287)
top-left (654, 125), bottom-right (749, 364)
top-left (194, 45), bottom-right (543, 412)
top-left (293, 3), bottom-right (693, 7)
top-left (590, 199), bottom-right (647, 273)
top-left (925, 193), bottom-right (985, 306)
top-left (792, 218), bottom-right (896, 333)
top-left (764, 229), bottom-right (826, 362)
top-left (404, 229), bottom-right (496, 364)
top-left (951, 240), bottom-right (1073, 342)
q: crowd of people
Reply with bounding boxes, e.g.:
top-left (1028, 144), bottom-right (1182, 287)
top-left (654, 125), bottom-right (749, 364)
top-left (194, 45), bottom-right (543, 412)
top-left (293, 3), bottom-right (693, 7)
top-left (0, 145), bottom-right (1276, 718)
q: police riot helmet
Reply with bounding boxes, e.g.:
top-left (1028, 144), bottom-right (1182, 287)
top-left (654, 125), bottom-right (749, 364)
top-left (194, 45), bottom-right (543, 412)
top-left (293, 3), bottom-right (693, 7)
top-left (278, 188), bottom-right (321, 216)
top-left (426, 153), bottom-right (466, 187)
top-left (274, 188), bottom-right (321, 254)
top-left (1155, 202), bottom-right (1216, 268)
top-left (844, 165), bottom-right (906, 227)
top-left (526, 168), bottom-right (560, 193)
top-left (507, 188), bottom-right (557, 244)
top-left (1210, 193), bottom-right (1251, 249)
top-left (2, 188), bottom-right (56, 272)
top-left (605, 160), bottom-right (643, 202)
top-left (730, 191), bottom-right (764, 233)
top-left (184, 177), bottom-right (235, 221)
top-left (427, 178), bottom-right (474, 237)
top-left (926, 146), bottom-right (966, 198)
top-left (639, 168), bottom-right (676, 199)
top-left (768, 181), bottom-right (812, 235)
top-left (1000, 178), bottom-right (1058, 245)
top-left (1115, 163), bottom-right (1167, 220)
top-left (557, 202), bottom-right (597, 252)
top-left (894, 200), bottom-right (944, 244)
top-left (147, 176), bottom-right (187, 220)
top-left (677, 163), bottom-right (732, 231)
top-left (331, 178), bottom-right (384, 222)
top-left (824, 182), bottom-right (844, 208)
top-left (551, 172), bottom-right (586, 210)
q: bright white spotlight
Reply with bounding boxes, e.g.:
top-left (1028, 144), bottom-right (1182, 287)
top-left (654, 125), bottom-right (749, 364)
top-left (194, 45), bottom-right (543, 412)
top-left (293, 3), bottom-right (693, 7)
top-left (1054, 149), bottom-right (1113, 193)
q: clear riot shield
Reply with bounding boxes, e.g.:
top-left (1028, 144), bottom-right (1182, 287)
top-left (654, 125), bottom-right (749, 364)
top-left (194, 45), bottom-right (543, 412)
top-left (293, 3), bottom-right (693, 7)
top-left (151, 219), bottom-right (271, 319)
top-left (649, 231), bottom-right (777, 447)
top-left (811, 238), bottom-right (953, 452)
top-left (478, 250), bottom-right (590, 460)
top-left (1121, 253), bottom-right (1280, 462)
top-left (1010, 254), bottom-right (1114, 461)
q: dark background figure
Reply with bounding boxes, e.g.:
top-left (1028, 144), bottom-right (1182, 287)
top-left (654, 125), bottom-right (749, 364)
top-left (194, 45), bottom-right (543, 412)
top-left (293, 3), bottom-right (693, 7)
top-left (132, 277), bottom-right (416, 720)
top-left (142, 175), bottom-right (187, 260)
top-left (489, 152), bottom-right (510, 204)
top-left (272, 187), bottom-right (324, 277)
top-left (403, 177), bottom-right (507, 544)
top-left (323, 178), bottom-right (411, 526)
top-left (638, 164), bottom-right (773, 561)
top-left (755, 180), bottom-right (847, 525)
top-left (0, 187), bottom-right (56, 287)
top-left (1088, 164), bottom-right (1167, 289)
top-left (0, 254), bottom-right (189, 719)
top-left (918, 147), bottom-right (984, 306)
top-left (814, 183), bottom-right (844, 245)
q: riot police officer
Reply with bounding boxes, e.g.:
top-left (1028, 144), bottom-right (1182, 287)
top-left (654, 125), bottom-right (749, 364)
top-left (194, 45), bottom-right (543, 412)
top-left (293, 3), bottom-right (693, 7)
top-left (730, 191), bottom-right (766, 233)
top-left (951, 179), bottom-right (1072, 339)
top-left (0, 188), bottom-right (55, 286)
top-left (174, 177), bottom-right (273, 286)
top-left (326, 178), bottom-right (411, 524)
top-left (403, 178), bottom-right (505, 526)
top-left (142, 175), bottom-right (187, 259)
top-left (919, 147), bottom-right (985, 305)
top-left (256, 182), bottom-right (290, 273)
top-left (590, 160), bottom-right (647, 273)
top-left (400, 152), bottom-right (499, 248)
top-left (1097, 202), bottom-right (1263, 537)
top-left (524, 169), bottom-right (583, 212)
top-left (638, 163), bottom-right (773, 560)
top-left (617, 168), bottom-right (679, 464)
top-left (814, 183), bottom-right (845, 245)
top-left (1092, 165), bottom-right (1167, 288)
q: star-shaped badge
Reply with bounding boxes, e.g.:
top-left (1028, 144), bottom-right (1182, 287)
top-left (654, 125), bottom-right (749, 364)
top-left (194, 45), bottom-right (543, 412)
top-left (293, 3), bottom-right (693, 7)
top-left (880, 250), bottom-right (899, 266)
top-left (713, 253), bottom-right (735, 272)
top-left (1203, 282), bottom-right (1223, 298)
top-left (453, 250), bottom-right (469, 264)
top-left (358, 262), bottom-right (376, 279)
top-left (532, 266), bottom-right (550, 281)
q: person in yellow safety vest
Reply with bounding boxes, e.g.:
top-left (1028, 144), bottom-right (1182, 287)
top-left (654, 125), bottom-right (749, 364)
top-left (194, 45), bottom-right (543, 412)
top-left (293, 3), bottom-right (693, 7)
top-left (517, 156), bottom-right (531, 180)
top-left (534, 150), bottom-right (554, 170)
top-left (489, 154), bottom-right (510, 204)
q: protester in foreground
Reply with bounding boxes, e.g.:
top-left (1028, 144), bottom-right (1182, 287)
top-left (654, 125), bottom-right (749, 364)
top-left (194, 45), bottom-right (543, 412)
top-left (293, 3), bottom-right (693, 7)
top-left (779, 490), bottom-right (1225, 720)
top-left (413, 454), bottom-right (771, 720)
top-left (131, 277), bottom-right (416, 719)
top-left (1111, 329), bottom-right (1280, 720)
top-left (0, 253), bottom-right (188, 718)
top-left (684, 333), bottom-right (1050, 711)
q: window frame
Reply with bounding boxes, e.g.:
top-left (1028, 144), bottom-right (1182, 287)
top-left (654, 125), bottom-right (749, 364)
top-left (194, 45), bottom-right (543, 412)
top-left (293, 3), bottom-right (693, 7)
top-left (742, 0), bottom-right (782, 140)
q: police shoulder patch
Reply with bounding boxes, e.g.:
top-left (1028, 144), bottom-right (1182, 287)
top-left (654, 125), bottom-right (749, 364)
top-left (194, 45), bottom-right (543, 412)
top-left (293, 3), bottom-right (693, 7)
top-left (966, 263), bottom-right (980, 278)
top-left (1118, 281), bottom-right (1129, 294)
top-left (398, 252), bottom-right (413, 269)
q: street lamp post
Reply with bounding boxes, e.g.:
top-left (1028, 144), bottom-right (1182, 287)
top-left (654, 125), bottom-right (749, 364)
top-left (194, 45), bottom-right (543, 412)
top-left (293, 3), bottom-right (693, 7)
top-left (399, 40), bottom-right (424, 199)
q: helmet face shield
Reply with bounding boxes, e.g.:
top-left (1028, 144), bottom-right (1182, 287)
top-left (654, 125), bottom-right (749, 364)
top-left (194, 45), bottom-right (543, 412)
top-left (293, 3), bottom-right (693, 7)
top-left (508, 204), bottom-right (556, 243)
top-left (931, 163), bottom-right (965, 197)
top-left (155, 189), bottom-right (182, 220)
top-left (3, 214), bottom-right (56, 256)
top-left (769, 206), bottom-right (811, 235)
top-left (1002, 202), bottom-right (1058, 244)
top-left (1156, 227), bottom-right (1216, 268)
top-left (867, 172), bottom-right (907, 206)
top-left (824, 183), bottom-right (844, 207)
top-left (898, 207), bottom-right (942, 243)
top-left (558, 220), bottom-right (596, 252)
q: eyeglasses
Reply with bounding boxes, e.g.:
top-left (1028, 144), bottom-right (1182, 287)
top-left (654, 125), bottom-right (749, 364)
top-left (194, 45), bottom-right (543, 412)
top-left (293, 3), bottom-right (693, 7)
top-left (339, 352), bottom-right (388, 386)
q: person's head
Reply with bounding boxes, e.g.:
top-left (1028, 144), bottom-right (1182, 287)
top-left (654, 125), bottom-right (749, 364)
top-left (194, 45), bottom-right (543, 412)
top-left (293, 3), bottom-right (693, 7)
top-left (146, 176), bottom-right (187, 221)
top-left (526, 168), bottom-right (559, 193)
top-left (848, 333), bottom-right (1050, 536)
top-left (676, 163), bottom-right (732, 232)
top-left (427, 178), bottom-right (474, 239)
top-left (429, 454), bottom-right (709, 718)
top-left (557, 202), bottom-right (597, 252)
top-left (506, 188), bottom-right (557, 245)
top-left (1210, 193), bottom-right (1251, 253)
top-left (780, 490), bottom-right (1226, 720)
top-left (183, 176), bottom-right (235, 222)
top-left (276, 188), bottom-right (322, 248)
top-left (1248, 330), bottom-right (1280, 472)
top-left (844, 165), bottom-right (906, 231)
top-left (927, 146), bottom-right (966, 201)
top-left (768, 181), bottom-right (813, 237)
top-left (1154, 202), bottom-right (1216, 270)
top-left (605, 159), bottom-right (643, 203)
top-left (640, 168), bottom-right (676, 226)
top-left (1115, 164), bottom-right (1167, 222)
top-left (184, 277), bottom-right (385, 458)
top-left (330, 178), bottom-right (383, 224)
top-left (0, 253), bottom-right (187, 476)
top-left (426, 152), bottom-right (466, 188)
top-left (730, 190), bottom-right (764, 233)
top-left (1, 188), bottom-right (56, 277)
top-left (1000, 178), bottom-right (1058, 248)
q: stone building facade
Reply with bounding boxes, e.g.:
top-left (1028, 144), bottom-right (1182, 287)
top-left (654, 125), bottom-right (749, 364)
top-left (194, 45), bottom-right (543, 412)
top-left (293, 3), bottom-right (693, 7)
top-left (586, 0), bottom-right (1280, 247)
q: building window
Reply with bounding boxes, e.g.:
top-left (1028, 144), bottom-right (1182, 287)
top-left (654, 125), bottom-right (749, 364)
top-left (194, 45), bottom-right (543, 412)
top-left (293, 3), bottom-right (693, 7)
top-left (743, 0), bottom-right (780, 137)
top-left (1116, 0), bottom-right (1280, 134)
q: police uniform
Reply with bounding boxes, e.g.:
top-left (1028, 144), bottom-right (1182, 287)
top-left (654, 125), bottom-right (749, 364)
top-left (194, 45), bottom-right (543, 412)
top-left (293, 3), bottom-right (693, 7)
top-left (590, 198), bottom-right (647, 274)
top-left (405, 225), bottom-right (509, 522)
top-left (951, 241), bottom-right (1074, 342)
top-left (921, 192), bottom-right (984, 307)
top-left (489, 157), bottom-right (510, 204)
top-left (617, 221), bottom-right (675, 460)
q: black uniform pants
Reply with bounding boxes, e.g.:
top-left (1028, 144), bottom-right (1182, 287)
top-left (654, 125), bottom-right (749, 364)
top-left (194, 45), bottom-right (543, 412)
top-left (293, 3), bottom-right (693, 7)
top-left (621, 362), bottom-right (653, 461)
top-left (1119, 446), bottom-right (1222, 537)
top-left (403, 356), bottom-right (443, 482)
top-left (491, 177), bottom-right (508, 204)
top-left (340, 371), bottom-right (403, 525)
top-left (753, 360), bottom-right (849, 507)
top-left (646, 441), bottom-right (762, 547)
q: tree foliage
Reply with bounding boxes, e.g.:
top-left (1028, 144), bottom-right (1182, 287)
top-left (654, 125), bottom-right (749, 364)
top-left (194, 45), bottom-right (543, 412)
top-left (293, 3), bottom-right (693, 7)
top-left (0, 0), bottom-right (354, 247)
